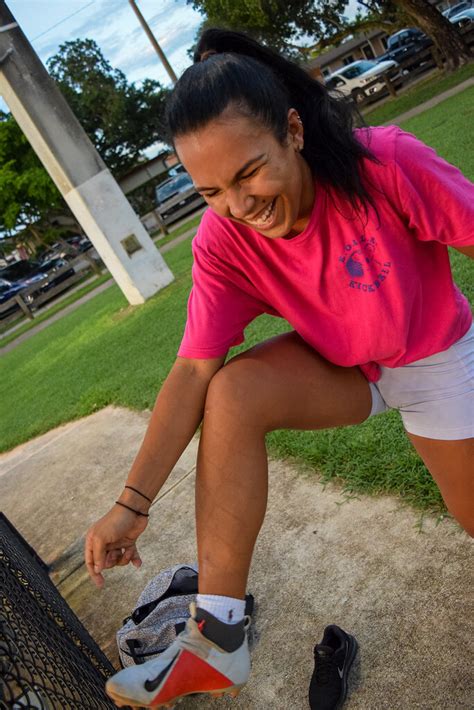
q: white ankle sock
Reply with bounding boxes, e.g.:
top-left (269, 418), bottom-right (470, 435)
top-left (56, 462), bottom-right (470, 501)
top-left (196, 594), bottom-right (246, 624)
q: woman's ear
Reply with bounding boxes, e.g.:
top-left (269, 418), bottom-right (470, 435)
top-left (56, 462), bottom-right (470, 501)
top-left (287, 108), bottom-right (304, 152)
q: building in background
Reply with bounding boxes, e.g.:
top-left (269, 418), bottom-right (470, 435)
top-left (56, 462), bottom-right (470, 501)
top-left (307, 30), bottom-right (389, 79)
top-left (306, 0), bottom-right (457, 79)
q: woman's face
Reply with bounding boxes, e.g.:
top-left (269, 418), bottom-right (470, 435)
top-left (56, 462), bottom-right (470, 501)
top-left (174, 107), bottom-right (315, 239)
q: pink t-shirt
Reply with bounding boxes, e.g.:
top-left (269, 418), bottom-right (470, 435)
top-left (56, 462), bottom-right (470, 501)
top-left (178, 126), bottom-right (474, 381)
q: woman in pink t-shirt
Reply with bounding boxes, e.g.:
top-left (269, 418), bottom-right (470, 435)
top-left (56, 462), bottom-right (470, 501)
top-left (88, 30), bottom-right (473, 709)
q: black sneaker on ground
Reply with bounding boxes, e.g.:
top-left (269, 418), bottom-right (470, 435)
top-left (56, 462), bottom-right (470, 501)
top-left (308, 625), bottom-right (358, 710)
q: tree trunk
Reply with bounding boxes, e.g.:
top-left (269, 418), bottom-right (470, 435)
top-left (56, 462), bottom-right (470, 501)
top-left (28, 226), bottom-right (43, 244)
top-left (394, 0), bottom-right (472, 70)
top-left (26, 225), bottom-right (44, 255)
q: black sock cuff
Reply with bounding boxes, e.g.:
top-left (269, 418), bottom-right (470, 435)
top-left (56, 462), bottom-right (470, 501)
top-left (195, 607), bottom-right (245, 652)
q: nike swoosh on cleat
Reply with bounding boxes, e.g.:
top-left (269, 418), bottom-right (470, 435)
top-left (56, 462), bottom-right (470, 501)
top-left (144, 653), bottom-right (179, 692)
top-left (337, 666), bottom-right (344, 679)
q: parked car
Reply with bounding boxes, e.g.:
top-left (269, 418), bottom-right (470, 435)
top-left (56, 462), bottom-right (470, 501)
top-left (168, 163), bottom-right (187, 177)
top-left (155, 173), bottom-right (205, 225)
top-left (325, 59), bottom-right (402, 104)
top-left (18, 258), bottom-right (76, 306)
top-left (40, 235), bottom-right (93, 262)
top-left (449, 7), bottom-right (474, 25)
top-left (443, 1), bottom-right (473, 19)
top-left (0, 277), bottom-right (25, 320)
top-left (0, 277), bottom-right (25, 302)
top-left (0, 259), bottom-right (41, 283)
top-left (375, 28), bottom-right (433, 71)
top-left (67, 235), bottom-right (93, 252)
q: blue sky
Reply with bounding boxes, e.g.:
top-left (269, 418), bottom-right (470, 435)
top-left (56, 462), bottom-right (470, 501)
top-left (6, 0), bottom-right (204, 88)
top-left (2, 1), bottom-right (204, 152)
top-left (5, 0), bottom-right (360, 88)
top-left (2, 1), bottom-right (359, 155)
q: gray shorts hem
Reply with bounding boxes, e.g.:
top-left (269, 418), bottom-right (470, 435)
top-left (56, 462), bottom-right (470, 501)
top-left (366, 324), bottom-right (474, 438)
top-left (368, 382), bottom-right (389, 418)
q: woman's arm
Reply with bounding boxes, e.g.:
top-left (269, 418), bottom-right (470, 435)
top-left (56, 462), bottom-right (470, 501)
top-left (390, 129), bottom-right (474, 252)
top-left (85, 355), bottom-right (225, 587)
top-left (123, 355), bottom-right (225, 502)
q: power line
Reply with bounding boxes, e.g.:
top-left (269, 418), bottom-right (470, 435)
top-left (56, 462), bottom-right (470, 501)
top-left (31, 1), bottom-right (96, 42)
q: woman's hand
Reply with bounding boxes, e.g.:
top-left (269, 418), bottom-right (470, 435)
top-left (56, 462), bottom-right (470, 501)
top-left (85, 505), bottom-right (149, 588)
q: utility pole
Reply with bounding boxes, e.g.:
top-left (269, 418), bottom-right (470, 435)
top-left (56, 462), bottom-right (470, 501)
top-left (128, 0), bottom-right (178, 84)
top-left (0, 2), bottom-right (174, 305)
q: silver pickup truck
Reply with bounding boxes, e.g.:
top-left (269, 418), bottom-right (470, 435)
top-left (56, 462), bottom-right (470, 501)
top-left (155, 173), bottom-right (205, 225)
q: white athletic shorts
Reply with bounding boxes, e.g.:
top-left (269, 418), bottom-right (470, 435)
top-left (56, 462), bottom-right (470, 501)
top-left (368, 323), bottom-right (474, 440)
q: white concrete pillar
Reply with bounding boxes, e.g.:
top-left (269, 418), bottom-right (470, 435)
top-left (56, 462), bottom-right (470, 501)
top-left (0, 4), bottom-right (174, 304)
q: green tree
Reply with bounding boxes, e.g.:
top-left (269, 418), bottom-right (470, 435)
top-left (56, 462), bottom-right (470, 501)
top-left (189, 0), bottom-right (472, 68)
top-left (0, 111), bottom-right (70, 248)
top-left (47, 38), bottom-right (170, 176)
top-left (357, 0), bottom-right (472, 69)
top-left (189, 0), bottom-right (351, 57)
top-left (0, 39), bottom-right (170, 248)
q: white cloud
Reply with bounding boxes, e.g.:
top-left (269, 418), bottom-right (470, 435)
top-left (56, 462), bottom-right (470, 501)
top-left (5, 0), bottom-right (203, 89)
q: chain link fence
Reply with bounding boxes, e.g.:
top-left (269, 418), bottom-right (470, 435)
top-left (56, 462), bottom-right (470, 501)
top-left (0, 513), bottom-right (127, 709)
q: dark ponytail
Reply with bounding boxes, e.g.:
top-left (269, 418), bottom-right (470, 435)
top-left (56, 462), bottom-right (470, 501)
top-left (166, 28), bottom-right (379, 218)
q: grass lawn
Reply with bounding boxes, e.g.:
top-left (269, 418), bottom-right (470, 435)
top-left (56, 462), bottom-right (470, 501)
top-left (0, 212), bottom-right (204, 348)
top-left (1, 93), bottom-right (473, 517)
top-left (0, 273), bottom-right (112, 347)
top-left (363, 61), bottom-right (474, 126)
top-left (153, 212), bottom-right (203, 248)
top-left (400, 87), bottom-right (474, 182)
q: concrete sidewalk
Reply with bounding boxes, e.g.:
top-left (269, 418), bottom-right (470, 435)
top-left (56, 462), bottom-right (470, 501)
top-left (384, 76), bottom-right (474, 125)
top-left (0, 406), bottom-right (472, 709)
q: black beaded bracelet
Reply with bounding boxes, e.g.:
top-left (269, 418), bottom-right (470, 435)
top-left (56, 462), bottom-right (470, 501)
top-left (124, 485), bottom-right (152, 503)
top-left (115, 500), bottom-right (149, 517)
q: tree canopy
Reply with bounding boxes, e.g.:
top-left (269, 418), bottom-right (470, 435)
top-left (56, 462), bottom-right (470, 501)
top-left (189, 0), bottom-right (407, 55)
top-left (0, 111), bottom-right (66, 240)
top-left (189, 0), bottom-right (471, 66)
top-left (1, 39), bottom-right (169, 245)
top-left (47, 38), bottom-right (169, 176)
top-left (189, 0), bottom-right (352, 56)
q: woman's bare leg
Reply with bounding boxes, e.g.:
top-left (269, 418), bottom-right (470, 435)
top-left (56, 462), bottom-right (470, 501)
top-left (406, 433), bottom-right (474, 536)
top-left (195, 331), bottom-right (373, 598)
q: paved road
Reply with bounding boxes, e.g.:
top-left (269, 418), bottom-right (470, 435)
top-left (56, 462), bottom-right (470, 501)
top-left (384, 76), bottom-right (474, 125)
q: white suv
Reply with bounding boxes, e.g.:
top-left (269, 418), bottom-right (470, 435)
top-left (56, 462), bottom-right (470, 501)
top-left (325, 59), bottom-right (401, 104)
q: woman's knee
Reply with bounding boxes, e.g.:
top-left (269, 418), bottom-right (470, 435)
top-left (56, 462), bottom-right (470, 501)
top-left (205, 353), bottom-right (271, 430)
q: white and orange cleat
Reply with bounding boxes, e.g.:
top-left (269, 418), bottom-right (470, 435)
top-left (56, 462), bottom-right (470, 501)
top-left (106, 603), bottom-right (251, 708)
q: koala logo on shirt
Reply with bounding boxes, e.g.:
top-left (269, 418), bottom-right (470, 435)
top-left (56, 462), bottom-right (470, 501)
top-left (346, 251), bottom-right (365, 277)
top-left (339, 236), bottom-right (391, 293)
